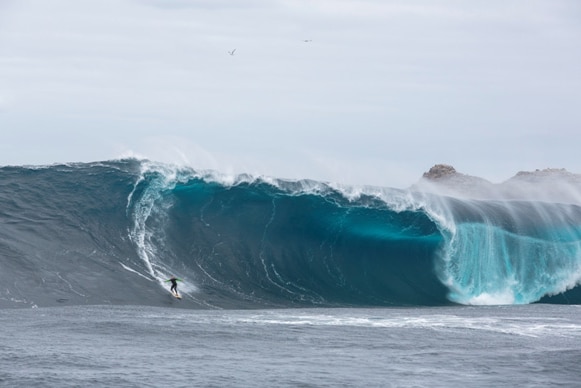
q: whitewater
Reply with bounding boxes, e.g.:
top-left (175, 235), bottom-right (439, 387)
top-left (1, 159), bottom-right (581, 386)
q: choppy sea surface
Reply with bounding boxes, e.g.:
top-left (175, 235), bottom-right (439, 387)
top-left (1, 304), bottom-right (580, 387)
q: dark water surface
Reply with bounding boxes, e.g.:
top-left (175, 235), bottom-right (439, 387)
top-left (1, 304), bottom-right (580, 387)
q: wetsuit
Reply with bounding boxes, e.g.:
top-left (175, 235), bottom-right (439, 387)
top-left (169, 278), bottom-right (178, 294)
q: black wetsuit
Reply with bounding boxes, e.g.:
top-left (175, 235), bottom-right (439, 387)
top-left (170, 278), bottom-right (178, 294)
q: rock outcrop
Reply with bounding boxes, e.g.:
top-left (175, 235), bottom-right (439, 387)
top-left (422, 164), bottom-right (457, 180)
top-left (412, 164), bottom-right (581, 203)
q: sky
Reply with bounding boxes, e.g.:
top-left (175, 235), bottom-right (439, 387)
top-left (0, 0), bottom-right (580, 188)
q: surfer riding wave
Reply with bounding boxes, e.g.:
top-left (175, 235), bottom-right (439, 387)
top-left (165, 276), bottom-right (182, 297)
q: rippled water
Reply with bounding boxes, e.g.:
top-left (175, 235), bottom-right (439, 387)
top-left (1, 304), bottom-right (580, 387)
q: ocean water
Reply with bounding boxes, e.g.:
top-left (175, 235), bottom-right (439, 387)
top-left (1, 159), bottom-right (581, 309)
top-left (1, 304), bottom-right (580, 387)
top-left (2, 159), bottom-right (581, 386)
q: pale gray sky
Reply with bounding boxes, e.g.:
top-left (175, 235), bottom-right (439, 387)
top-left (1, 0), bottom-right (580, 187)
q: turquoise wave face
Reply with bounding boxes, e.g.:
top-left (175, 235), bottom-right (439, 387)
top-left (433, 199), bottom-right (581, 305)
top-left (142, 180), bottom-right (450, 306)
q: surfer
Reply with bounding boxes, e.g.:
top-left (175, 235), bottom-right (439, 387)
top-left (166, 276), bottom-right (181, 296)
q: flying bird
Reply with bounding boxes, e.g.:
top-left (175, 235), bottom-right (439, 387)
top-left (303, 40), bottom-right (312, 43)
top-left (228, 49), bottom-right (236, 56)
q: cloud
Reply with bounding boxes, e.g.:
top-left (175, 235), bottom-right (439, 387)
top-left (135, 0), bottom-right (271, 10)
top-left (0, 0), bottom-right (580, 187)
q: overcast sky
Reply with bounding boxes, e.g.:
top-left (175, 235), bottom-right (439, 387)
top-left (1, 0), bottom-right (580, 188)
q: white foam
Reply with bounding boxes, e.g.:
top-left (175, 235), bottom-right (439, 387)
top-left (119, 263), bottom-right (154, 281)
top-left (231, 311), bottom-right (581, 338)
top-left (465, 291), bottom-right (516, 306)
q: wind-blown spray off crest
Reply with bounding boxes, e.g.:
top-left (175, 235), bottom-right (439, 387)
top-left (412, 164), bottom-right (581, 305)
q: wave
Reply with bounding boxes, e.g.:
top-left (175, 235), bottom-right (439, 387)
top-left (1, 159), bottom-right (580, 308)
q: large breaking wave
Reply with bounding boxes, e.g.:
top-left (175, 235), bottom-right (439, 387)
top-left (1, 159), bottom-right (580, 308)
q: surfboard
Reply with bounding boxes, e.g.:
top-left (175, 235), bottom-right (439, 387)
top-left (173, 292), bottom-right (181, 299)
